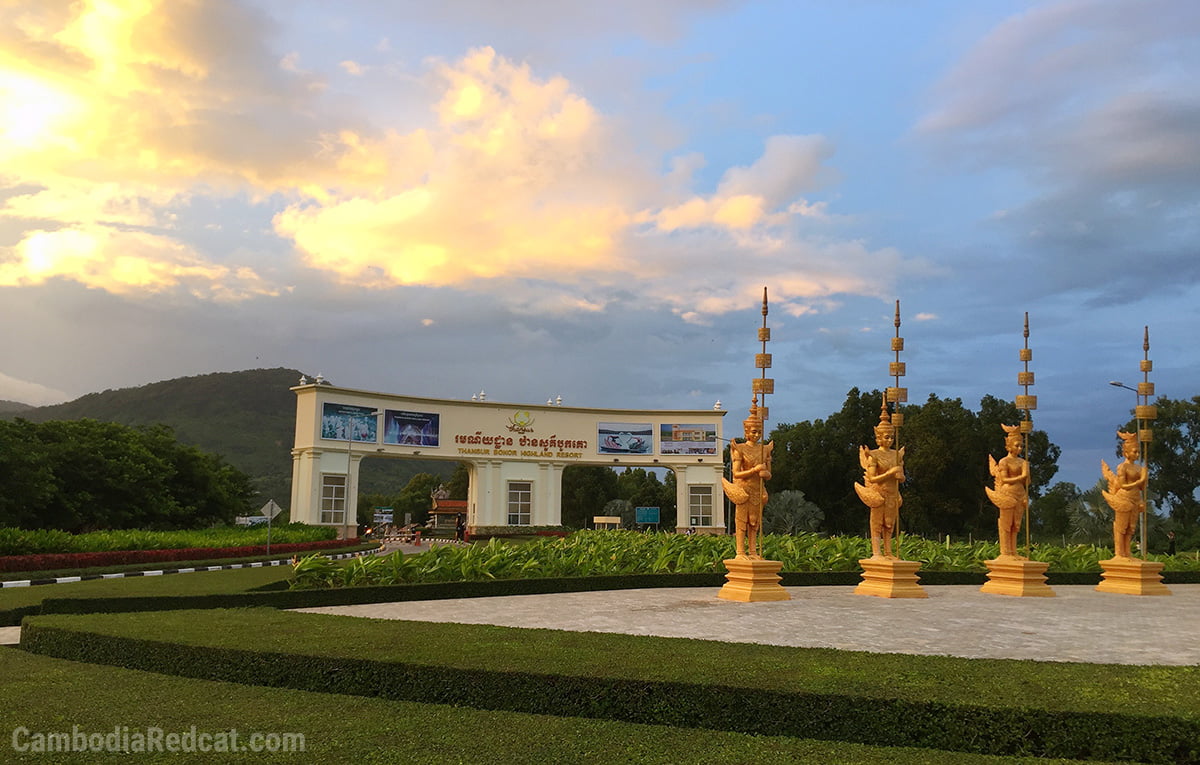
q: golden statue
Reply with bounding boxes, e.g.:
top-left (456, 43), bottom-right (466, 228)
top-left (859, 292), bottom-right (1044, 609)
top-left (1101, 430), bottom-right (1148, 559)
top-left (985, 424), bottom-right (1030, 559)
top-left (854, 399), bottom-right (904, 559)
top-left (722, 400), bottom-right (772, 559)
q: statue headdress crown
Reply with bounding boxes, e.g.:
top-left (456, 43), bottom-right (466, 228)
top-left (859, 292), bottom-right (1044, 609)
top-left (743, 395), bottom-right (763, 432)
top-left (873, 395), bottom-right (894, 438)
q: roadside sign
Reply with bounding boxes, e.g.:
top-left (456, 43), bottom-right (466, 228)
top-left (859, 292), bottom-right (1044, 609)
top-left (373, 507), bottom-right (394, 524)
top-left (635, 506), bottom-right (660, 524)
top-left (259, 499), bottom-right (284, 520)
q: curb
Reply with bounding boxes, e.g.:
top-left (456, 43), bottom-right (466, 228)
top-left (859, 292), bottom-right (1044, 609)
top-left (0, 548), bottom-right (378, 589)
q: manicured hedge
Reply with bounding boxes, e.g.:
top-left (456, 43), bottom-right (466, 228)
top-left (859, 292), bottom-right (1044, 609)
top-left (12, 569), bottom-right (1198, 628)
top-left (0, 538), bottom-right (359, 573)
top-left (20, 617), bottom-right (1199, 763)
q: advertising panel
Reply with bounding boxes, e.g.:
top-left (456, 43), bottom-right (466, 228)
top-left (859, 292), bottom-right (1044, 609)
top-left (660, 423), bottom-right (718, 455)
top-left (598, 422), bottom-right (653, 454)
top-left (383, 409), bottom-right (441, 447)
top-left (321, 402), bottom-right (378, 443)
top-left (635, 506), bottom-right (660, 524)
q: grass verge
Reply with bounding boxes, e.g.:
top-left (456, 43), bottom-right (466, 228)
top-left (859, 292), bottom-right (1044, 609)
top-left (0, 649), bottom-right (1112, 765)
top-left (19, 608), bottom-right (1199, 762)
top-left (0, 542), bottom-right (376, 581)
top-left (0, 566), bottom-right (293, 626)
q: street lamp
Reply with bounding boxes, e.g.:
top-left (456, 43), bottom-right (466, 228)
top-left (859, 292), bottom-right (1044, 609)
top-left (1109, 381), bottom-right (1136, 393)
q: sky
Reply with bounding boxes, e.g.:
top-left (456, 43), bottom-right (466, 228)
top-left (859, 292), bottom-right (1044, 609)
top-left (1, 0), bottom-right (1197, 493)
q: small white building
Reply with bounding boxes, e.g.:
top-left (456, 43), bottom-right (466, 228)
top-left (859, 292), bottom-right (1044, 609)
top-left (289, 383), bottom-right (728, 538)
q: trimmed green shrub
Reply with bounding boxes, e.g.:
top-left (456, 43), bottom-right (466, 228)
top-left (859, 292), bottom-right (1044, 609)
top-left (19, 614), bottom-right (1200, 763)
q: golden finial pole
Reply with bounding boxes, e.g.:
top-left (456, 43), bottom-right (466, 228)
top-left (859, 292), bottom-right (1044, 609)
top-left (1137, 326), bottom-right (1154, 560)
top-left (717, 288), bottom-right (789, 602)
top-left (1020, 312), bottom-right (1034, 555)
top-left (888, 300), bottom-right (907, 443)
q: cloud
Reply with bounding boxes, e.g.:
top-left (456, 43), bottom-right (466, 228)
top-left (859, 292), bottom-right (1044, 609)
top-left (0, 226), bottom-right (276, 299)
top-left (917, 0), bottom-right (1200, 298)
top-left (0, 3), bottom-right (916, 324)
top-left (0, 370), bottom-right (70, 407)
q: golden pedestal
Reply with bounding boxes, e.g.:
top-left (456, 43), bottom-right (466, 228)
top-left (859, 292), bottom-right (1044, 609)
top-left (718, 558), bottom-right (791, 602)
top-left (1096, 557), bottom-right (1171, 596)
top-left (855, 558), bottom-right (927, 598)
top-left (980, 557), bottom-right (1055, 597)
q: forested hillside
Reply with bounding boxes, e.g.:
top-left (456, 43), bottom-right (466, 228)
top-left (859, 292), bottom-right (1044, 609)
top-left (6, 369), bottom-right (455, 508)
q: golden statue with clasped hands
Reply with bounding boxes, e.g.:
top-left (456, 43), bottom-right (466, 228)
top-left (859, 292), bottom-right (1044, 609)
top-left (854, 399), bottom-right (904, 559)
top-left (1101, 431), bottom-right (1148, 560)
top-left (986, 424), bottom-right (1030, 559)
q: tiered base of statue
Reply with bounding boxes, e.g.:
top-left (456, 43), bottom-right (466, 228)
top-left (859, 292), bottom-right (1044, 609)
top-left (1096, 557), bottom-right (1171, 596)
top-left (980, 557), bottom-right (1055, 597)
top-left (855, 557), bottom-right (927, 598)
top-left (718, 558), bottom-right (791, 602)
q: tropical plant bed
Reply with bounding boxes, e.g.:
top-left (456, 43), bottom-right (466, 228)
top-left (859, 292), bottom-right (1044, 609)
top-left (0, 524), bottom-right (338, 557)
top-left (20, 608), bottom-right (1200, 763)
top-left (288, 530), bottom-right (1200, 589)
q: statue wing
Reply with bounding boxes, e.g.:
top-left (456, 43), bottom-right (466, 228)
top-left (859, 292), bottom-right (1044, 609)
top-left (988, 454), bottom-right (998, 477)
top-left (854, 482), bottom-right (884, 508)
top-left (722, 477), bottom-right (749, 505)
top-left (1100, 460), bottom-right (1118, 491)
top-left (985, 486), bottom-right (1020, 513)
top-left (858, 446), bottom-right (872, 471)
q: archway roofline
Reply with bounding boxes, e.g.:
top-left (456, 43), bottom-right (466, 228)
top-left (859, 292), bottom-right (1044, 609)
top-left (293, 383), bottom-right (729, 419)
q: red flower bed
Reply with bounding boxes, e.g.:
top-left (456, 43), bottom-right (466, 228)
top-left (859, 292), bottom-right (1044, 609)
top-left (0, 538), bottom-right (362, 573)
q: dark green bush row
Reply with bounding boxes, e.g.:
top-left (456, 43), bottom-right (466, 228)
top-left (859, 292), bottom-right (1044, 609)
top-left (20, 622), bottom-right (1197, 763)
top-left (13, 569), bottom-right (1196, 627)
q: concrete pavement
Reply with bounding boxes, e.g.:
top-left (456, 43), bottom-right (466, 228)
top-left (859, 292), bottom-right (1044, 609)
top-left (299, 584), bottom-right (1200, 666)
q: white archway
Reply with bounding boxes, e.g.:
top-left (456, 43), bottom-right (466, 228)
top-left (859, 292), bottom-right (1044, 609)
top-left (289, 383), bottom-right (728, 538)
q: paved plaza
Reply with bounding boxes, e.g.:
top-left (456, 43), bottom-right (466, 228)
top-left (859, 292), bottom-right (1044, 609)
top-left (299, 584), bottom-right (1200, 666)
top-left (6, 583), bottom-right (1196, 665)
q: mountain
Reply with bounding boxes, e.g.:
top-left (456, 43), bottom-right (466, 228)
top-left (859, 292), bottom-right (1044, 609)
top-left (7, 368), bottom-right (455, 508)
top-left (0, 400), bottom-right (34, 414)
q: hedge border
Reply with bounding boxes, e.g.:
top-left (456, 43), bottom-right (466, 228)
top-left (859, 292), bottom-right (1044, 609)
top-left (11, 569), bottom-right (1198, 627)
top-left (0, 537), bottom-right (357, 574)
top-left (19, 622), bottom-right (1198, 763)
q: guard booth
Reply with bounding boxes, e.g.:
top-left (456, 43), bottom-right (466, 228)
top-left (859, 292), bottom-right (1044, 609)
top-left (289, 382), bottom-right (727, 539)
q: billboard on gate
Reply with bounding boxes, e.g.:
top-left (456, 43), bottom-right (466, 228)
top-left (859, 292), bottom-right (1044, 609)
top-left (383, 409), bottom-right (440, 447)
top-left (321, 403), bottom-right (378, 443)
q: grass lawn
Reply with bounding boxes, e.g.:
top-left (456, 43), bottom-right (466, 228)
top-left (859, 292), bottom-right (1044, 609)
top-left (1, 564), bottom-right (1189, 762)
top-left (0, 648), bottom-right (1117, 764)
top-left (0, 565), bottom-right (291, 617)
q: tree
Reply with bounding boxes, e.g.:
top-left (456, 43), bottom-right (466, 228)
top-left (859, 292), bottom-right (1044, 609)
top-left (763, 489), bottom-right (824, 535)
top-left (0, 419), bottom-right (255, 531)
top-left (1067, 480), bottom-right (1111, 546)
top-left (560, 465), bottom-right (619, 528)
top-left (767, 388), bottom-right (877, 535)
top-left (444, 462), bottom-right (471, 499)
top-left (766, 389), bottom-right (1060, 540)
top-left (615, 467), bottom-right (675, 527)
top-left (1122, 396), bottom-right (1200, 532)
top-left (603, 498), bottom-right (634, 528)
top-left (394, 473), bottom-right (443, 527)
top-left (1032, 481), bottom-right (1079, 543)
